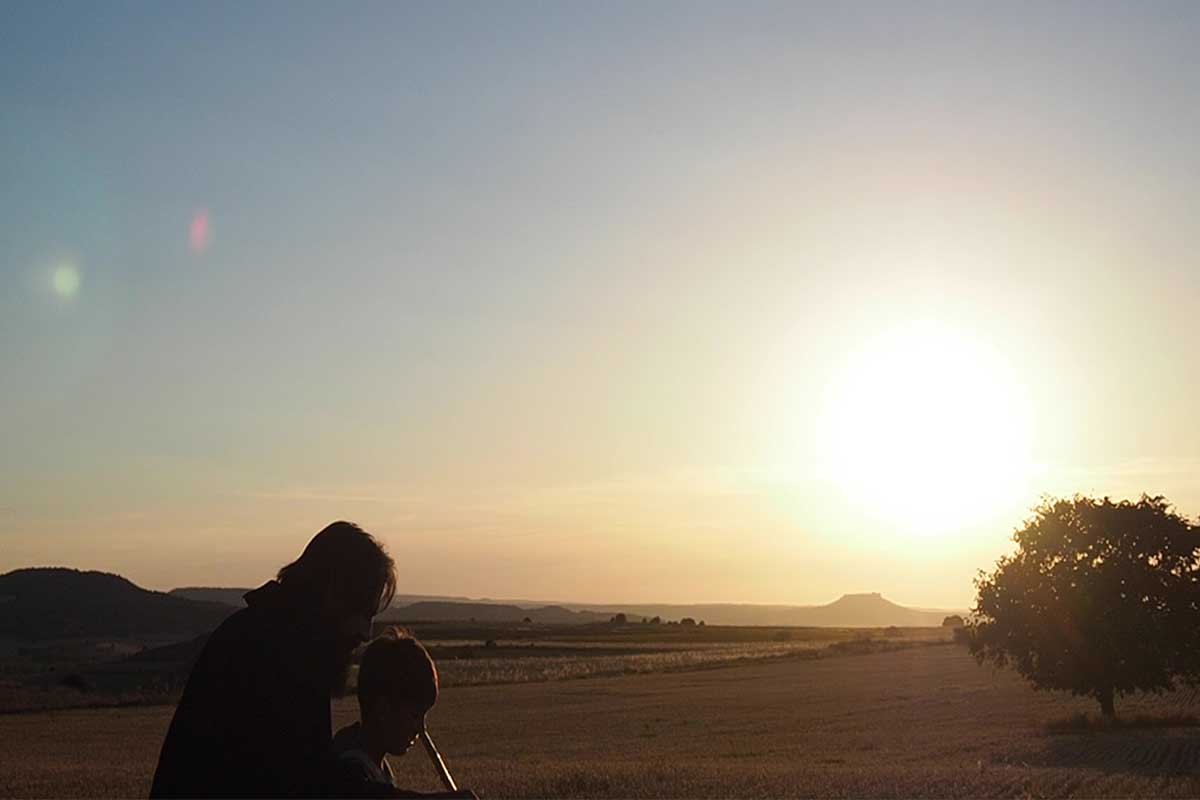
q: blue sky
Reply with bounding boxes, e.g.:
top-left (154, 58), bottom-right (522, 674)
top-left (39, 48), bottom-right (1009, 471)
top-left (3, 2), bottom-right (1199, 605)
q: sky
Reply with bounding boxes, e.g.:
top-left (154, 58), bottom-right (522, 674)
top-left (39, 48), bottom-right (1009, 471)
top-left (2, 2), bottom-right (1198, 608)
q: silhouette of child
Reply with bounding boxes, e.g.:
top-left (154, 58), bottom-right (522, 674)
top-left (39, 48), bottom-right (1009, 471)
top-left (328, 628), bottom-right (474, 798)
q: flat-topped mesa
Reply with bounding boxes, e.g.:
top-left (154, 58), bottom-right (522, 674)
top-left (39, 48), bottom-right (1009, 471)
top-left (828, 592), bottom-right (895, 607)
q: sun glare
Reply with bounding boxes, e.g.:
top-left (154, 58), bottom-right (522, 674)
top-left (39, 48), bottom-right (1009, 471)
top-left (42, 252), bottom-right (83, 302)
top-left (52, 263), bottom-right (81, 298)
top-left (820, 321), bottom-right (1033, 537)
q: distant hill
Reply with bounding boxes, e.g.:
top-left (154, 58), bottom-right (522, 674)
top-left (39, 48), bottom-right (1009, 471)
top-left (0, 568), bottom-right (236, 642)
top-left (789, 592), bottom-right (951, 627)
top-left (169, 587), bottom-right (252, 607)
top-left (168, 587), bottom-right (481, 609)
top-left (375, 593), bottom-right (957, 627)
top-left (164, 574), bottom-right (968, 627)
top-left (556, 594), bottom-right (958, 627)
top-left (380, 601), bottom-right (612, 625)
top-left (167, 583), bottom-right (962, 627)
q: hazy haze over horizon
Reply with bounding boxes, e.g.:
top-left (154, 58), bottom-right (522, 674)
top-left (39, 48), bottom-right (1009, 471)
top-left (3, 2), bottom-right (1198, 608)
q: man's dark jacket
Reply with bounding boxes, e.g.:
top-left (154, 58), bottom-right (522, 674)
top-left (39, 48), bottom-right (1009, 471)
top-left (149, 581), bottom-right (335, 798)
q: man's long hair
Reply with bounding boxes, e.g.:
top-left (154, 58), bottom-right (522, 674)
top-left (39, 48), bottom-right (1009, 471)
top-left (276, 521), bottom-right (397, 615)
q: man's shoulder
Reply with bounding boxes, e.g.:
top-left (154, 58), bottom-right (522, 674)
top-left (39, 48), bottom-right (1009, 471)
top-left (184, 600), bottom-right (291, 689)
top-left (201, 586), bottom-right (298, 653)
top-left (195, 605), bottom-right (263, 658)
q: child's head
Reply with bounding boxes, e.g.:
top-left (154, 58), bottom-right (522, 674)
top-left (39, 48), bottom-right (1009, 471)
top-left (357, 627), bottom-right (438, 755)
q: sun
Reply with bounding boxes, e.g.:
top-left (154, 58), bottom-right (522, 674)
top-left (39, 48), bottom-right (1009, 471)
top-left (819, 320), bottom-right (1034, 537)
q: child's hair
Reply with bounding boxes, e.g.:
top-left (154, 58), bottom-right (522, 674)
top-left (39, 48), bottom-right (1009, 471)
top-left (357, 627), bottom-right (439, 714)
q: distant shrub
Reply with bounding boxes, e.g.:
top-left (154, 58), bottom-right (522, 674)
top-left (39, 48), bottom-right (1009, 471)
top-left (942, 615), bottom-right (965, 628)
top-left (827, 639), bottom-right (878, 656)
top-left (883, 626), bottom-right (901, 637)
top-left (680, 617), bottom-right (696, 626)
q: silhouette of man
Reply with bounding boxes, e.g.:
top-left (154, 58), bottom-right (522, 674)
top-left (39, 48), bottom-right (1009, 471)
top-left (150, 521), bottom-right (397, 798)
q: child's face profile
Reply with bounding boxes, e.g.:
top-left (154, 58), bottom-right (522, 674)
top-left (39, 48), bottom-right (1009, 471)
top-left (374, 696), bottom-right (428, 756)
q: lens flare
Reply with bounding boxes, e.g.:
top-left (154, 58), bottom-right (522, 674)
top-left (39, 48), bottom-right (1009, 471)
top-left (190, 210), bottom-right (210, 253)
top-left (51, 260), bottom-right (82, 299)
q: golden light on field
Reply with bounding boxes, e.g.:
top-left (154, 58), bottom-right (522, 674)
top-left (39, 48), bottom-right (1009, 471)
top-left (820, 320), bottom-right (1034, 537)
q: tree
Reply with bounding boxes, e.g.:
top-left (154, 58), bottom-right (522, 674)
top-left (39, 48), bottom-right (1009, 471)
top-left (680, 617), bottom-right (696, 626)
top-left (969, 495), bottom-right (1200, 718)
top-left (942, 615), bottom-right (965, 628)
top-left (610, 613), bottom-right (627, 625)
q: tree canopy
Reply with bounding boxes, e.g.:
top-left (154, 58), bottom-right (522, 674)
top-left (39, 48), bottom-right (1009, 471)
top-left (968, 495), bottom-right (1200, 717)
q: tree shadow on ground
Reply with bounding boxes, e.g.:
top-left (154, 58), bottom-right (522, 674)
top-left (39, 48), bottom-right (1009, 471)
top-left (1045, 712), bottom-right (1199, 734)
top-left (1005, 718), bottom-right (1200, 776)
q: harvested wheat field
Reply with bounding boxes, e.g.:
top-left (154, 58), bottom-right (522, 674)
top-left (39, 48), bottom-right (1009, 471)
top-left (2, 645), bottom-right (1197, 798)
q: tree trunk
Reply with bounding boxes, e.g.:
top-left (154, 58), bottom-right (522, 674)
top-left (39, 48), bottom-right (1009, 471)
top-left (1098, 686), bottom-right (1115, 718)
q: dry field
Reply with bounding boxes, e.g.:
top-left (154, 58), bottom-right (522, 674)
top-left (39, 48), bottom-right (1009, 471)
top-left (2, 645), bottom-right (1198, 798)
top-left (0, 627), bottom-right (938, 714)
top-left (396, 633), bottom-right (938, 687)
top-left (431, 641), bottom-right (828, 687)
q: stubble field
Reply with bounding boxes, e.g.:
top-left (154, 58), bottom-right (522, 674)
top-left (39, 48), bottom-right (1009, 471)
top-left (2, 644), bottom-right (1198, 798)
